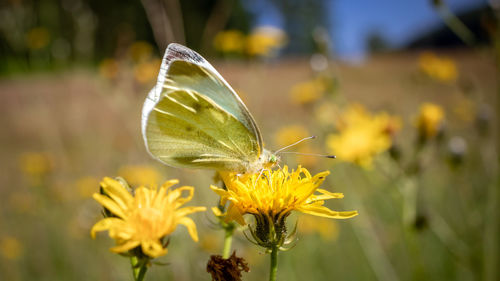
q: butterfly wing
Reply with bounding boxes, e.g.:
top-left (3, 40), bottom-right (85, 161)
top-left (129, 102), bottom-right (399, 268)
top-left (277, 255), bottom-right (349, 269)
top-left (142, 43), bottom-right (263, 172)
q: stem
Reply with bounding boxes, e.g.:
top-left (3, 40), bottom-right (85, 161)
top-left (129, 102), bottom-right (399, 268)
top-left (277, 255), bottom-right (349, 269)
top-left (269, 245), bottom-right (279, 281)
top-left (136, 265), bottom-right (148, 281)
top-left (222, 224), bottom-right (235, 259)
top-left (130, 256), bottom-right (149, 281)
top-left (401, 177), bottom-right (418, 227)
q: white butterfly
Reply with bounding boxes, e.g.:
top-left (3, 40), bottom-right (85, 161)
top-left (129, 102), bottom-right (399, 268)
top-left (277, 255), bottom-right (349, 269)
top-left (141, 43), bottom-right (278, 174)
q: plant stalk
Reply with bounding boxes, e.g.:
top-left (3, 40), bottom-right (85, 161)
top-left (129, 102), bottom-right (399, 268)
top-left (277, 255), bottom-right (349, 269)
top-left (222, 224), bottom-right (235, 259)
top-left (269, 245), bottom-right (279, 281)
top-left (131, 256), bottom-right (148, 281)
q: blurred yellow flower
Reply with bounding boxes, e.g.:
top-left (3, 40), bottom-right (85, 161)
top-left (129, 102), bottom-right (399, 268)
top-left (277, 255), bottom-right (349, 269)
top-left (26, 27), bottom-right (50, 50)
top-left (274, 125), bottom-right (319, 167)
top-left (245, 26), bottom-right (287, 57)
top-left (99, 58), bottom-right (119, 80)
top-left (129, 41), bottom-right (154, 63)
top-left (290, 78), bottom-right (325, 105)
top-left (91, 177), bottom-right (206, 258)
top-left (327, 104), bottom-right (398, 168)
top-left (418, 52), bottom-right (458, 82)
top-left (274, 125), bottom-right (309, 148)
top-left (416, 103), bottom-right (445, 140)
top-left (213, 30), bottom-right (246, 54)
top-left (0, 236), bottom-right (23, 260)
top-left (117, 165), bottom-right (162, 187)
top-left (211, 165), bottom-right (358, 226)
top-left (298, 215), bottom-right (339, 241)
top-left (19, 152), bottom-right (54, 185)
top-left (133, 58), bottom-right (161, 84)
top-left (297, 147), bottom-right (321, 167)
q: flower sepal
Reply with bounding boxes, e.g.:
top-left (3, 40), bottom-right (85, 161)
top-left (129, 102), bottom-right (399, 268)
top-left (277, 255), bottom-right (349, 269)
top-left (245, 212), bottom-right (297, 253)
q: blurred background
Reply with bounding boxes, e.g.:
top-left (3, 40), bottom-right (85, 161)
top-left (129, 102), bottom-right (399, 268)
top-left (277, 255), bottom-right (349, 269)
top-left (1, 0), bottom-right (498, 280)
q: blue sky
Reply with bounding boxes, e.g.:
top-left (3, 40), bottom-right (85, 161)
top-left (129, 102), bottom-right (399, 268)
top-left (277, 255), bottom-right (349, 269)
top-left (244, 0), bottom-right (487, 59)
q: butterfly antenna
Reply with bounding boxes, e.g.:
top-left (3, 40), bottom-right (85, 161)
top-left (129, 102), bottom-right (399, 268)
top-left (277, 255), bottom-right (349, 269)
top-left (278, 151), bottom-right (336, 159)
top-left (274, 136), bottom-right (317, 154)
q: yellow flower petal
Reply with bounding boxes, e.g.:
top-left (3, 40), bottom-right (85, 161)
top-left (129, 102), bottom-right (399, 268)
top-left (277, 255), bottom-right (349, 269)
top-left (168, 186), bottom-right (194, 208)
top-left (210, 185), bottom-right (229, 205)
top-left (110, 240), bottom-right (141, 254)
top-left (177, 217), bottom-right (200, 242)
top-left (297, 205), bottom-right (358, 219)
top-left (211, 207), bottom-right (223, 217)
top-left (92, 194), bottom-right (127, 219)
top-left (100, 177), bottom-right (133, 211)
top-left (313, 189), bottom-right (344, 200)
top-left (225, 204), bottom-right (246, 225)
top-left (176, 206), bottom-right (207, 218)
top-left (90, 218), bottom-right (122, 238)
top-left (141, 240), bottom-right (167, 258)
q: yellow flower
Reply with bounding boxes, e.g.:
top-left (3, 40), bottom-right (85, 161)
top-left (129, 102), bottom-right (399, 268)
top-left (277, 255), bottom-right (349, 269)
top-left (19, 152), bottom-right (54, 185)
top-left (91, 177), bottom-right (206, 258)
top-left (0, 236), bottom-right (24, 260)
top-left (129, 41), bottom-right (154, 63)
top-left (133, 58), bottom-right (162, 84)
top-left (117, 165), bottom-right (162, 187)
top-left (418, 52), bottom-right (458, 82)
top-left (211, 166), bottom-right (357, 226)
top-left (26, 27), bottom-right (50, 50)
top-left (245, 26), bottom-right (287, 57)
top-left (213, 30), bottom-right (246, 54)
top-left (274, 125), bottom-right (309, 148)
top-left (327, 104), bottom-right (397, 168)
top-left (290, 78), bottom-right (325, 105)
top-left (99, 58), bottom-right (119, 80)
top-left (416, 103), bottom-right (445, 139)
top-left (274, 125), bottom-right (319, 167)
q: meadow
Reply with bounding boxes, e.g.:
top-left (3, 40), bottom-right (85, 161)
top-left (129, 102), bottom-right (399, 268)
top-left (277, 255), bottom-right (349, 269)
top-left (0, 47), bottom-right (498, 281)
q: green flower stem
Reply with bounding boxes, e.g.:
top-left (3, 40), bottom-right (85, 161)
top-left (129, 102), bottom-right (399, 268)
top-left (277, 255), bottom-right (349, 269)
top-left (269, 245), bottom-right (279, 281)
top-left (222, 223), bottom-right (235, 259)
top-left (130, 256), bottom-right (148, 281)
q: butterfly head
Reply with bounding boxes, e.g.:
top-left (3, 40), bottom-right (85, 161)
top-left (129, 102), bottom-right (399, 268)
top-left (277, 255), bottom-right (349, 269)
top-left (268, 154), bottom-right (279, 165)
top-left (262, 149), bottom-right (280, 170)
top-left (245, 149), bottom-right (279, 174)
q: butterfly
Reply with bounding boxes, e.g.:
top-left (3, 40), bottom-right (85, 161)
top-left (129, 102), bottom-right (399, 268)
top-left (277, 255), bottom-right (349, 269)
top-left (141, 43), bottom-right (278, 174)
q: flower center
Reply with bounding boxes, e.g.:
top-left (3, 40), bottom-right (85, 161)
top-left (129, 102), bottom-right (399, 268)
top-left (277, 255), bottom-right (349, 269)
top-left (130, 205), bottom-right (174, 240)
